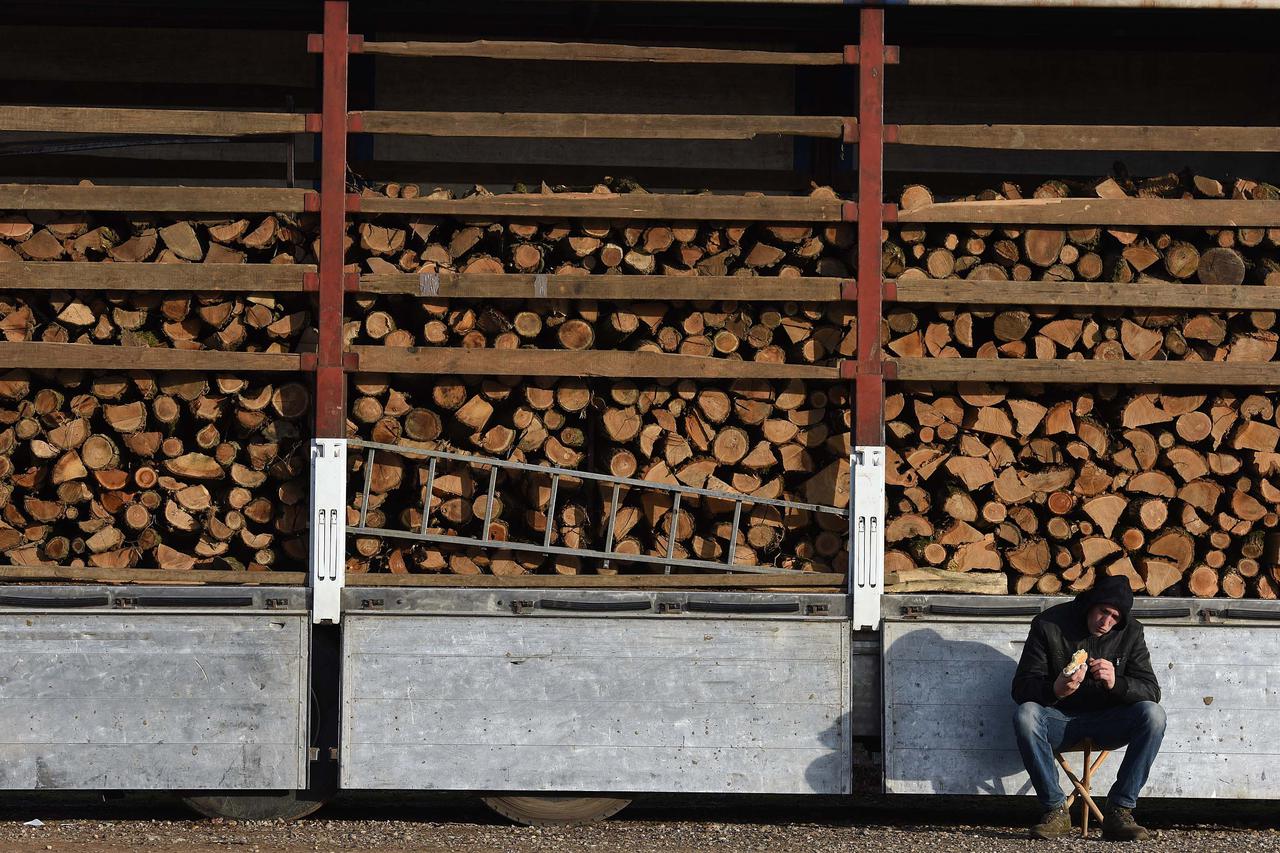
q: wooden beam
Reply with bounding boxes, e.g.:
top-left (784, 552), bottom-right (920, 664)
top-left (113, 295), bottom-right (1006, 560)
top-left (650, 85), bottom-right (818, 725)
top-left (351, 346), bottom-right (840, 380)
top-left (0, 565), bottom-right (305, 586)
top-left (897, 198), bottom-right (1280, 227)
top-left (893, 358), bottom-right (1280, 386)
top-left (361, 39), bottom-right (844, 65)
top-left (895, 124), bottom-right (1280, 153)
top-left (361, 272), bottom-right (843, 301)
top-left (890, 279), bottom-right (1280, 311)
top-left (0, 184), bottom-right (308, 213)
top-left (348, 572), bottom-right (846, 589)
top-left (358, 192), bottom-right (843, 222)
top-left (357, 110), bottom-right (849, 140)
top-left (0, 343), bottom-right (304, 372)
top-left (0, 106), bottom-right (307, 136)
top-left (8, 262), bottom-right (312, 292)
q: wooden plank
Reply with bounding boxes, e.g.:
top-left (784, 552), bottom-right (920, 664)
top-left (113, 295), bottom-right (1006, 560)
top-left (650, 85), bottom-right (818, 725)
top-left (0, 106), bottom-right (307, 136)
top-left (893, 358), bottom-right (1280, 386)
top-left (897, 198), bottom-right (1280, 227)
top-left (0, 343), bottom-right (303, 372)
top-left (890, 279), bottom-right (1280, 311)
top-left (0, 184), bottom-right (309, 213)
top-left (348, 572), bottom-right (845, 589)
top-left (895, 124), bottom-right (1280, 152)
top-left (358, 111), bottom-right (848, 140)
top-left (8, 262), bottom-right (312, 292)
top-left (361, 272), bottom-right (842, 301)
top-left (0, 565), bottom-right (305, 586)
top-left (361, 39), bottom-right (845, 65)
top-left (358, 193), bottom-right (843, 222)
top-left (351, 346), bottom-right (841, 380)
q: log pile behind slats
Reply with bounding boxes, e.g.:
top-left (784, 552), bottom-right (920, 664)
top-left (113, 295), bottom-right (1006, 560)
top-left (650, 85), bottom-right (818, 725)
top-left (0, 209), bottom-right (317, 350)
top-left (0, 369), bottom-right (310, 572)
top-left (345, 374), bottom-right (852, 578)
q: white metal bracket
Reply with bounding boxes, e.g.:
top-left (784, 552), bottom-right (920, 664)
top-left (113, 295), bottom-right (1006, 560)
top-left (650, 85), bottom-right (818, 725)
top-left (310, 439), bottom-right (346, 625)
top-left (850, 446), bottom-right (886, 631)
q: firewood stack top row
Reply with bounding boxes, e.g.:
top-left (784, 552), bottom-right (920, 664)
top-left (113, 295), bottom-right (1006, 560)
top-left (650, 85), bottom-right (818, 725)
top-left (0, 209), bottom-right (317, 352)
top-left (884, 170), bottom-right (1280, 598)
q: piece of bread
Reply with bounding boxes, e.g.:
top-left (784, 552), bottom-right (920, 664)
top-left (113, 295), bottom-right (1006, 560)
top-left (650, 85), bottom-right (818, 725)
top-left (1063, 649), bottom-right (1088, 676)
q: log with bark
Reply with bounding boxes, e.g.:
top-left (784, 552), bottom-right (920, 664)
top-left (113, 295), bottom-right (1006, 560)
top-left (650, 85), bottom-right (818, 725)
top-left (343, 373), bottom-right (853, 578)
top-left (0, 368), bottom-right (309, 572)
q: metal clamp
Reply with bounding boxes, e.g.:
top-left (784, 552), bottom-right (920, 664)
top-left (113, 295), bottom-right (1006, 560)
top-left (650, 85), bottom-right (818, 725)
top-left (310, 439), bottom-right (347, 624)
top-left (851, 446), bottom-right (886, 631)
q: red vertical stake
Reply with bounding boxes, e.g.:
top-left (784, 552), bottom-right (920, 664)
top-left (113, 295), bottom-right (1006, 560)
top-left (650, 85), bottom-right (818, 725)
top-left (854, 7), bottom-right (887, 448)
top-left (315, 0), bottom-right (350, 440)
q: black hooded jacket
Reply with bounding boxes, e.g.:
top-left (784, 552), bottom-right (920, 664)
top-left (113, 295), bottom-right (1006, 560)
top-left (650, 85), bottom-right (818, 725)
top-left (1011, 575), bottom-right (1161, 713)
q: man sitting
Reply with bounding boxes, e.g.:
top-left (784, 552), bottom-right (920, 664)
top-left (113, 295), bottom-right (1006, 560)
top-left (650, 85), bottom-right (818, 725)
top-left (1011, 575), bottom-right (1166, 841)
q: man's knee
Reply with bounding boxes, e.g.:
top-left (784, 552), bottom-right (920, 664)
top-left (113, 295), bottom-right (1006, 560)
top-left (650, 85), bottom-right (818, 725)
top-left (1134, 701), bottom-right (1166, 734)
top-left (1013, 701), bottom-right (1047, 737)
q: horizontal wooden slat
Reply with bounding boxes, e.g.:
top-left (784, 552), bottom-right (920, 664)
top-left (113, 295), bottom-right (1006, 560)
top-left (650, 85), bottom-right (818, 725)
top-left (0, 565), bottom-right (306, 586)
top-left (0, 343), bottom-right (304, 372)
top-left (361, 39), bottom-right (846, 66)
top-left (8, 262), bottom-right (313, 292)
top-left (895, 124), bottom-right (1280, 152)
top-left (357, 111), bottom-right (849, 140)
top-left (890, 279), bottom-right (1280, 310)
top-left (897, 198), bottom-right (1280, 227)
top-left (358, 193), bottom-right (844, 222)
top-left (351, 346), bottom-right (840, 380)
top-left (0, 106), bottom-right (307, 137)
top-left (348, 573), bottom-right (845, 589)
top-left (0, 184), bottom-right (308, 213)
top-left (360, 273), bottom-right (843, 301)
top-left (893, 358), bottom-right (1280, 386)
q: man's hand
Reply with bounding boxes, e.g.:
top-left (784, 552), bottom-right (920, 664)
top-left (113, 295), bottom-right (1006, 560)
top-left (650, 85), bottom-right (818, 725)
top-left (1089, 657), bottom-right (1116, 690)
top-left (1053, 664), bottom-right (1086, 699)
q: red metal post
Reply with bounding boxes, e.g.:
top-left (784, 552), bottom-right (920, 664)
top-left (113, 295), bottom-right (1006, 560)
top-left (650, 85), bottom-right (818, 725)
top-left (314, 0), bottom-right (351, 439)
top-left (854, 7), bottom-right (887, 448)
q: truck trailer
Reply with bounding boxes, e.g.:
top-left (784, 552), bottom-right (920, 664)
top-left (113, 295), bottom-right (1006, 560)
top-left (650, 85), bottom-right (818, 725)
top-left (0, 0), bottom-right (1278, 826)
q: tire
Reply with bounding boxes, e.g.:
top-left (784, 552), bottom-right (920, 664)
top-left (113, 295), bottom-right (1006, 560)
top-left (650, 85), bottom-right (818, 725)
top-left (482, 795), bottom-right (631, 827)
top-left (183, 792), bottom-right (327, 821)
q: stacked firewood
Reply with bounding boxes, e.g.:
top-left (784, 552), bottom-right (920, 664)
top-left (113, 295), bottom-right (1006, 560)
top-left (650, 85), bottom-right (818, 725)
top-left (886, 383), bottom-right (1280, 599)
top-left (0, 210), bottom-right (316, 350)
top-left (345, 374), bottom-right (851, 577)
top-left (0, 369), bottom-right (310, 571)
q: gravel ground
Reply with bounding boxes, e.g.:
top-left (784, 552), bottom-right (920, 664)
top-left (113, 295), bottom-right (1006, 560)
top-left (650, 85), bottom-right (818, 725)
top-left (0, 793), bottom-right (1276, 853)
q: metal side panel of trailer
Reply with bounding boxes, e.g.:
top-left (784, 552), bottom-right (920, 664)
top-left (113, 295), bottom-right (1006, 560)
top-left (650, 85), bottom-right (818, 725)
top-left (0, 586), bottom-right (310, 791)
top-left (882, 594), bottom-right (1280, 800)
top-left (339, 589), bottom-right (855, 794)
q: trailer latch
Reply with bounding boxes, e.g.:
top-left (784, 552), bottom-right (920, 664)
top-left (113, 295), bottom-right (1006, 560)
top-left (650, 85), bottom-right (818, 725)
top-left (113, 596), bottom-right (136, 609)
top-left (901, 605), bottom-right (924, 619)
top-left (359, 598), bottom-right (384, 610)
top-left (657, 601), bottom-right (683, 615)
top-left (805, 603), bottom-right (830, 616)
top-left (265, 597), bottom-right (289, 610)
top-left (511, 599), bottom-right (535, 614)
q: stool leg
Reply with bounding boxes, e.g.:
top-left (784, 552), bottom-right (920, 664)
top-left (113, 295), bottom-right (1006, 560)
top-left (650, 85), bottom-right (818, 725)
top-left (1055, 753), bottom-right (1106, 826)
top-left (1081, 745), bottom-right (1092, 837)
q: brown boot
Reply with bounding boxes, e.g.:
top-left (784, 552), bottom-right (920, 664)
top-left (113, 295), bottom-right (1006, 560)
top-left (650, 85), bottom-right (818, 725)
top-left (1102, 804), bottom-right (1151, 841)
top-left (1029, 802), bottom-right (1073, 839)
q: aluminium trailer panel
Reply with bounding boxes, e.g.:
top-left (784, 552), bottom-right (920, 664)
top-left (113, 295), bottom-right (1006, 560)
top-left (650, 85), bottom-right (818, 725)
top-left (0, 586), bottom-right (310, 790)
top-left (881, 594), bottom-right (1280, 799)
top-left (340, 589), bottom-right (854, 794)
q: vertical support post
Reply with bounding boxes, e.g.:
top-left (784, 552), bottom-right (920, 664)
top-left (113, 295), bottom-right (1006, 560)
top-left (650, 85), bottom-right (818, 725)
top-left (851, 447), bottom-right (885, 631)
top-left (315, 0), bottom-right (350, 441)
top-left (310, 439), bottom-right (346, 625)
top-left (855, 7), bottom-right (887, 451)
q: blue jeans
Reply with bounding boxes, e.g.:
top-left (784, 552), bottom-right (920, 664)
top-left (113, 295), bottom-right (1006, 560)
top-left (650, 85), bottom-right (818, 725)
top-left (1012, 701), bottom-right (1166, 811)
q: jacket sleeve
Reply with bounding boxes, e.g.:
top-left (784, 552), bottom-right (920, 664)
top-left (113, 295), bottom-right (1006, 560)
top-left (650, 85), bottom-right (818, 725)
top-left (1011, 617), bottom-right (1060, 707)
top-left (1110, 622), bottom-right (1161, 705)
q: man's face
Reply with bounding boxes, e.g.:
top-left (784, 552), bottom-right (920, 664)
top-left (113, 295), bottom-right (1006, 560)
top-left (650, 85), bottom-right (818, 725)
top-left (1088, 604), bottom-right (1121, 637)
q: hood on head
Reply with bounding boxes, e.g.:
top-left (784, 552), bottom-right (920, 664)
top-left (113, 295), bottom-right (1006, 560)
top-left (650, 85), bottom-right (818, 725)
top-left (1074, 574), bottom-right (1133, 629)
